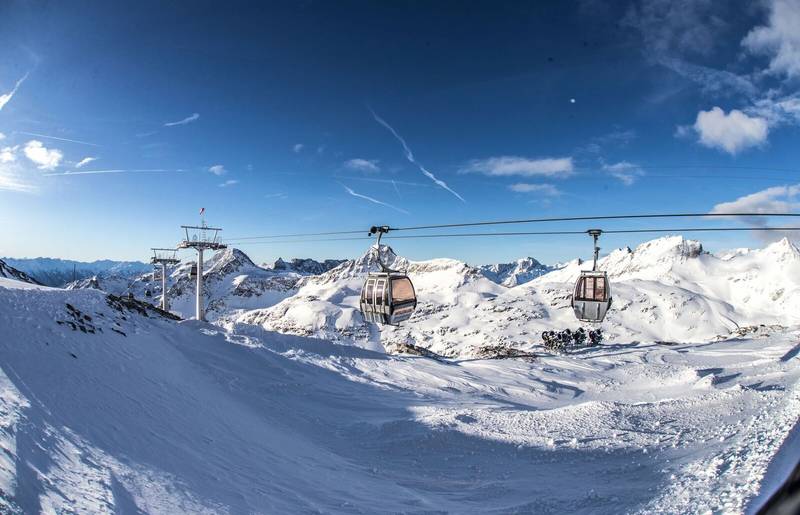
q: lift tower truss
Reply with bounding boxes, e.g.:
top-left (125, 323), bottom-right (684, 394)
top-left (150, 248), bottom-right (180, 311)
top-left (177, 223), bottom-right (226, 321)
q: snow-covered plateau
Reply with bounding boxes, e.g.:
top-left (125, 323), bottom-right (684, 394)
top-left (0, 235), bottom-right (798, 513)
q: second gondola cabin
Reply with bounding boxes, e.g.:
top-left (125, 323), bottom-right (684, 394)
top-left (571, 270), bottom-right (612, 323)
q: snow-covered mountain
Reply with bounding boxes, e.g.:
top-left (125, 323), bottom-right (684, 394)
top-left (265, 257), bottom-right (346, 275)
top-left (0, 258), bottom-right (41, 285)
top-left (2, 257), bottom-right (151, 287)
top-left (479, 256), bottom-right (553, 286)
top-left (166, 248), bottom-right (302, 319)
top-left (232, 236), bottom-right (800, 358)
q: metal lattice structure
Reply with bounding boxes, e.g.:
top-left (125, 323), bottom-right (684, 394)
top-left (151, 248), bottom-right (180, 311)
top-left (177, 222), bottom-right (227, 321)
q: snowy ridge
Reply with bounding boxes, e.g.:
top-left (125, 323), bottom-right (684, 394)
top-left (479, 256), bottom-right (552, 286)
top-left (232, 236), bottom-right (800, 357)
top-left (166, 248), bottom-right (302, 320)
top-left (1, 274), bottom-right (799, 512)
top-left (0, 259), bottom-right (40, 285)
top-left (266, 257), bottom-right (346, 275)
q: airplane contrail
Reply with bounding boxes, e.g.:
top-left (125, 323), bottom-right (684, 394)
top-left (44, 169), bottom-right (186, 176)
top-left (16, 131), bottom-right (100, 147)
top-left (369, 108), bottom-right (466, 203)
top-left (342, 184), bottom-right (409, 214)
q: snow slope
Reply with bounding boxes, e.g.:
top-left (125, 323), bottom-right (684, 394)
top-left (234, 236), bottom-right (800, 358)
top-left (1, 276), bottom-right (799, 513)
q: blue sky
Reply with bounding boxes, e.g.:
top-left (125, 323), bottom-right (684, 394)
top-left (1, 0), bottom-right (799, 265)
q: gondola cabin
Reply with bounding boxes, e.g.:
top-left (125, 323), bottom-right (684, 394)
top-left (571, 270), bottom-right (612, 323)
top-left (360, 272), bottom-right (417, 326)
top-left (189, 263), bottom-right (198, 280)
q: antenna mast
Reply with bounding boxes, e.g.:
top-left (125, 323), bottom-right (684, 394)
top-left (150, 248), bottom-right (180, 311)
top-left (177, 215), bottom-right (226, 321)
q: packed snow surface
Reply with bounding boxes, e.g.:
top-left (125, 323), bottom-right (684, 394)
top-left (1, 270), bottom-right (799, 513)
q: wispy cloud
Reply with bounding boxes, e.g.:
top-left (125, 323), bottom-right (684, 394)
top-left (219, 179), bottom-right (239, 187)
top-left (0, 132), bottom-right (5, 140)
top-left (292, 143), bottom-right (304, 153)
top-left (43, 169), bottom-right (186, 176)
top-left (0, 72), bottom-right (29, 111)
top-left (24, 140), bottom-right (63, 170)
top-left (0, 145), bottom-right (18, 163)
top-left (264, 192), bottom-right (288, 199)
top-left (0, 161), bottom-right (36, 193)
top-left (370, 108), bottom-right (465, 202)
top-left (164, 112), bottom-right (200, 127)
top-left (344, 158), bottom-right (380, 173)
top-left (208, 164), bottom-right (226, 176)
top-left (508, 183), bottom-right (562, 196)
top-left (342, 184), bottom-right (409, 214)
top-left (743, 0), bottom-right (800, 79)
top-left (602, 161), bottom-right (645, 185)
top-left (16, 131), bottom-right (100, 147)
top-left (75, 156), bottom-right (97, 168)
top-left (334, 176), bottom-right (433, 188)
top-left (461, 156), bottom-right (574, 178)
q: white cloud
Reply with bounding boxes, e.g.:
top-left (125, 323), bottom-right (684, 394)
top-left (508, 183), bottom-right (561, 196)
top-left (0, 72), bottom-right (29, 112)
top-left (344, 158), bottom-right (380, 173)
top-left (292, 143), bottom-right (304, 153)
top-left (164, 112), bottom-right (200, 127)
top-left (208, 164), bottom-right (226, 176)
top-left (602, 161), bottom-right (645, 185)
top-left (0, 145), bottom-right (18, 164)
top-left (0, 132), bottom-right (5, 140)
top-left (743, 0), bottom-right (800, 79)
top-left (711, 184), bottom-right (800, 217)
top-left (23, 140), bottom-right (63, 170)
top-left (219, 179), bottom-right (239, 188)
top-left (461, 156), bottom-right (574, 178)
top-left (692, 107), bottom-right (768, 155)
top-left (342, 184), bottom-right (409, 214)
top-left (75, 156), bottom-right (97, 168)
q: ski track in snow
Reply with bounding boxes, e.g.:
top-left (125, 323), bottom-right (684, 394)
top-left (0, 278), bottom-right (799, 513)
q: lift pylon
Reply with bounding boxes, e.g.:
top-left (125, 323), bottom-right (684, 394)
top-left (177, 221), bottom-right (226, 321)
top-left (151, 248), bottom-right (180, 311)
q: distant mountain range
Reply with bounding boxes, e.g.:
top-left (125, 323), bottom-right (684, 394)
top-left (0, 259), bottom-right (41, 285)
top-left (1, 257), bottom-right (152, 287)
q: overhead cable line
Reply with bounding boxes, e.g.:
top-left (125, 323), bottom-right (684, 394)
top-left (224, 212), bottom-right (800, 243)
top-left (228, 225), bottom-right (800, 245)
